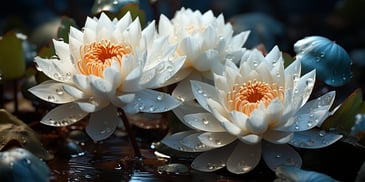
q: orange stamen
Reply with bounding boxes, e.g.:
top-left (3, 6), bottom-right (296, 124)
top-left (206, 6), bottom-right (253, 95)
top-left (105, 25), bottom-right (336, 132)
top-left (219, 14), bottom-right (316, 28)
top-left (226, 80), bottom-right (284, 116)
top-left (77, 40), bottom-right (131, 78)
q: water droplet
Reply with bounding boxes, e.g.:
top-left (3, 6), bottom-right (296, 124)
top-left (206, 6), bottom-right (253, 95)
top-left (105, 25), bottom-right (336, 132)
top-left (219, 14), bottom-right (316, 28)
top-left (167, 65), bottom-right (174, 72)
top-left (156, 95), bottom-right (164, 101)
top-left (56, 88), bottom-right (64, 95)
top-left (202, 118), bottom-right (209, 125)
top-left (24, 159), bottom-right (32, 165)
top-left (47, 95), bottom-right (56, 102)
top-left (197, 89), bottom-right (203, 94)
top-left (275, 154), bottom-right (281, 158)
top-left (238, 161), bottom-right (252, 172)
top-left (319, 130), bottom-right (326, 137)
top-left (295, 125), bottom-right (300, 130)
top-left (100, 129), bottom-right (106, 134)
top-left (307, 121), bottom-right (313, 127)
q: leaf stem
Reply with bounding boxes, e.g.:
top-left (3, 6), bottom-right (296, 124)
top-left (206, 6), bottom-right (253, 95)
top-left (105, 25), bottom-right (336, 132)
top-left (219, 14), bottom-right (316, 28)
top-left (117, 108), bottom-right (142, 158)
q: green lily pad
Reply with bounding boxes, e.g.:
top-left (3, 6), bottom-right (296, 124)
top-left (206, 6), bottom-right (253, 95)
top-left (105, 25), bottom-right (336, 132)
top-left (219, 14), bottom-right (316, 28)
top-left (321, 89), bottom-right (365, 134)
top-left (0, 31), bottom-right (26, 80)
top-left (0, 109), bottom-right (53, 160)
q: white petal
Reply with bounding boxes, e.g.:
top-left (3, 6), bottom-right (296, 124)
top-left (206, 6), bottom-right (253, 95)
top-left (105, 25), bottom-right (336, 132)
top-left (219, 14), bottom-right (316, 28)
top-left (77, 101), bottom-right (98, 113)
top-left (262, 141), bottom-right (302, 171)
top-left (146, 56), bottom-right (186, 88)
top-left (86, 105), bottom-right (119, 141)
top-left (123, 89), bottom-right (181, 114)
top-left (40, 103), bottom-right (88, 127)
top-left (172, 78), bottom-right (195, 102)
top-left (172, 101), bottom-right (207, 122)
top-left (183, 113), bottom-right (225, 132)
top-left (278, 91), bottom-right (336, 132)
top-left (198, 132), bottom-right (236, 148)
top-left (226, 141), bottom-right (261, 174)
top-left (193, 49), bottom-right (218, 72)
top-left (103, 65), bottom-right (122, 89)
top-left (292, 70), bottom-right (316, 109)
top-left (230, 111), bottom-right (249, 131)
top-left (28, 80), bottom-right (78, 104)
top-left (34, 57), bottom-right (74, 83)
top-left (190, 80), bottom-right (219, 112)
top-left (161, 130), bottom-right (198, 152)
top-left (239, 134), bottom-right (262, 144)
top-left (263, 130), bottom-right (293, 144)
top-left (206, 99), bottom-right (242, 135)
top-left (191, 142), bottom-right (236, 172)
top-left (73, 74), bottom-right (90, 92)
top-left (289, 128), bottom-right (342, 149)
top-left (63, 84), bottom-right (86, 99)
top-left (265, 99), bottom-right (284, 127)
top-left (246, 105), bottom-right (268, 133)
top-left (181, 133), bottom-right (215, 152)
top-left (284, 59), bottom-right (301, 92)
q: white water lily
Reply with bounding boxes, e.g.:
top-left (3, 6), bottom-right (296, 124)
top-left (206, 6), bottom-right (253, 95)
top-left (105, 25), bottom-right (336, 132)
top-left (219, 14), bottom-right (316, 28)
top-left (158, 7), bottom-right (250, 84)
top-left (162, 46), bottom-right (342, 174)
top-left (29, 12), bottom-right (185, 141)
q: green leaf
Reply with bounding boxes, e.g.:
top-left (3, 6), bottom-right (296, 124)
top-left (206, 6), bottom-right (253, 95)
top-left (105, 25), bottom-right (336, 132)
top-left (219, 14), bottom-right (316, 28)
top-left (321, 88), bottom-right (365, 134)
top-left (118, 3), bottom-right (146, 27)
top-left (282, 52), bottom-right (295, 68)
top-left (0, 31), bottom-right (26, 80)
top-left (57, 16), bottom-right (77, 44)
top-left (0, 109), bottom-right (54, 160)
top-left (91, 0), bottom-right (139, 15)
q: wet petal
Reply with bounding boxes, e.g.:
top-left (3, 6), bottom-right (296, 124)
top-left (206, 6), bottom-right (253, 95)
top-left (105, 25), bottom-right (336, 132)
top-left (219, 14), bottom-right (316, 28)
top-left (172, 101), bottom-right (207, 123)
top-left (28, 80), bottom-right (78, 104)
top-left (183, 113), bottom-right (225, 132)
top-left (191, 80), bottom-right (219, 112)
top-left (278, 91), bottom-right (336, 132)
top-left (226, 141), bottom-right (261, 174)
top-left (246, 105), bottom-right (268, 133)
top-left (262, 141), bottom-right (302, 171)
top-left (239, 134), bottom-right (262, 144)
top-left (198, 132), bottom-right (236, 148)
top-left (191, 142), bottom-right (236, 172)
top-left (161, 130), bottom-right (198, 152)
top-left (289, 128), bottom-right (342, 149)
top-left (123, 89), bottom-right (181, 114)
top-left (263, 130), bottom-right (293, 144)
top-left (86, 105), bottom-right (120, 141)
top-left (181, 132), bottom-right (215, 152)
top-left (34, 57), bottom-right (74, 83)
top-left (40, 103), bottom-right (88, 127)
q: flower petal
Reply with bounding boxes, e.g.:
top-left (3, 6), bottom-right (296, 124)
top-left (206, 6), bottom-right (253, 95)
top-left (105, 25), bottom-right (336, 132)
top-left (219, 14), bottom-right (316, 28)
top-left (172, 101), bottom-right (207, 122)
top-left (289, 128), bottom-right (342, 149)
top-left (85, 105), bottom-right (120, 142)
top-left (275, 165), bottom-right (339, 182)
top-left (238, 134), bottom-right (262, 144)
top-left (206, 99), bottom-right (243, 135)
top-left (40, 103), bottom-right (88, 127)
top-left (28, 80), bottom-right (78, 104)
top-left (262, 141), bottom-right (302, 171)
top-left (198, 132), bottom-right (236, 148)
top-left (123, 89), bottom-right (181, 114)
top-left (278, 91), bottom-right (336, 132)
top-left (263, 130), bottom-right (293, 144)
top-left (34, 57), bottom-right (74, 83)
top-left (191, 142), bottom-right (236, 172)
top-left (190, 80), bottom-right (219, 112)
top-left (246, 104), bottom-right (268, 133)
top-left (183, 113), bottom-right (225, 132)
top-left (161, 130), bottom-right (198, 152)
top-left (226, 141), bottom-right (261, 174)
top-left (181, 132), bottom-right (215, 152)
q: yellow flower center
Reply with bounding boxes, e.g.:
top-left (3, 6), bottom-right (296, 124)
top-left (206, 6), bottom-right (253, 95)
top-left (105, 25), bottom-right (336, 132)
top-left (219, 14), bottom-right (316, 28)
top-left (185, 24), bottom-right (207, 34)
top-left (77, 40), bottom-right (131, 78)
top-left (227, 80), bottom-right (284, 116)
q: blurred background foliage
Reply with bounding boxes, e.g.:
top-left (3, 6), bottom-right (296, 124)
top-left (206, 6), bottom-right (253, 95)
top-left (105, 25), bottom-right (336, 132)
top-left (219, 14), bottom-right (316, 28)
top-left (1, 0), bottom-right (365, 181)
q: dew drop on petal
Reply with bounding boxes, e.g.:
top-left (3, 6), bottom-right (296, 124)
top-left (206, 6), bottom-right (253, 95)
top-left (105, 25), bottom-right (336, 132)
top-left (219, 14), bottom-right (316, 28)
top-left (56, 88), bottom-right (64, 95)
top-left (47, 95), bottom-right (56, 102)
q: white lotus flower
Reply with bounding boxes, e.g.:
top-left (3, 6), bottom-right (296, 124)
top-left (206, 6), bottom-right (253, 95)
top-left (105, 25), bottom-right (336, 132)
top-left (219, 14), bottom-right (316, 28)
top-left (158, 7), bottom-right (250, 83)
top-left (29, 12), bottom-right (185, 141)
top-left (162, 46), bottom-right (342, 174)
